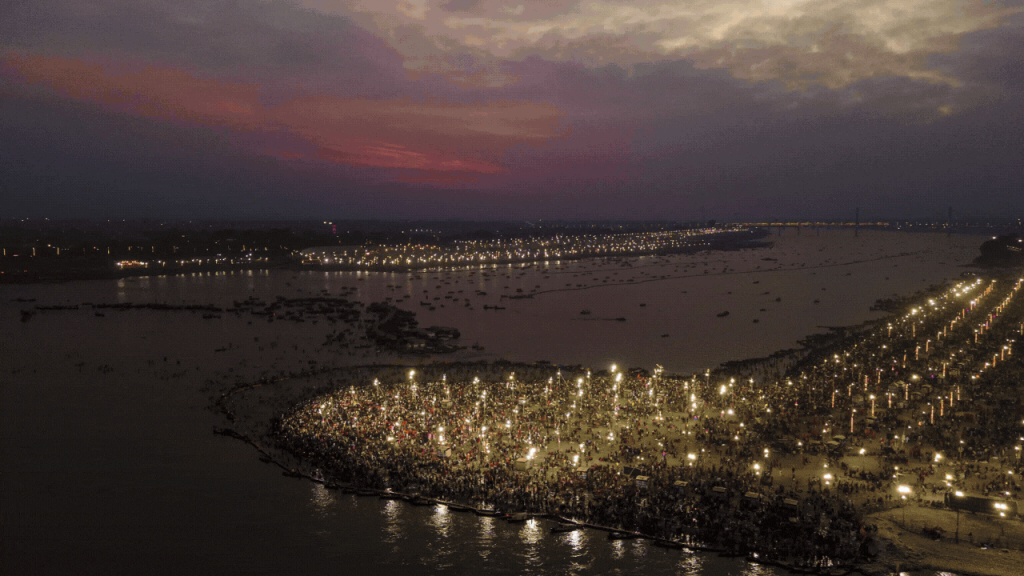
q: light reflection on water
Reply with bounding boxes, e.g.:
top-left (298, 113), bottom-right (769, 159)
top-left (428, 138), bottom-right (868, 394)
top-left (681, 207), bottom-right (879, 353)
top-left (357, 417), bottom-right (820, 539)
top-left (478, 516), bottom-right (495, 543)
top-left (676, 552), bottom-right (704, 575)
top-left (518, 519), bottom-right (542, 568)
top-left (428, 504), bottom-right (450, 538)
top-left (562, 528), bottom-right (586, 553)
top-left (382, 499), bottom-right (403, 544)
top-left (741, 560), bottom-right (773, 576)
top-left (610, 539), bottom-right (625, 560)
top-left (425, 505), bottom-right (456, 569)
top-left (561, 529), bottom-right (592, 574)
top-left (519, 519), bottom-right (542, 546)
top-left (309, 483), bottom-right (335, 518)
top-left (477, 516), bottom-right (496, 561)
top-left (631, 539), bottom-right (648, 558)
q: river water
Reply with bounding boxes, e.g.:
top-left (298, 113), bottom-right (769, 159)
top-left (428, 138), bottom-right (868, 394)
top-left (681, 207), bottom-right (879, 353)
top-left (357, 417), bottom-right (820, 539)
top-left (1, 229), bottom-right (981, 575)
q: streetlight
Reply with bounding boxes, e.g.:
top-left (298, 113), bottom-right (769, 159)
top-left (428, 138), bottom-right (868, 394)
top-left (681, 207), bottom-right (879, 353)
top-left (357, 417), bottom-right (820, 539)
top-left (898, 485), bottom-right (911, 526)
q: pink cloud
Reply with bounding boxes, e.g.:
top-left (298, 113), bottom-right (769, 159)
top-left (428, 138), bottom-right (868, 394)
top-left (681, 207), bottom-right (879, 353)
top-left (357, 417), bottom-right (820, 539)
top-left (2, 51), bottom-right (566, 176)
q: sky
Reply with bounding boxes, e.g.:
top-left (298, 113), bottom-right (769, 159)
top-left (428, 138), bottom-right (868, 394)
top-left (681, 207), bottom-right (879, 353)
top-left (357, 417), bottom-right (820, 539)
top-left (2, 0), bottom-right (1023, 221)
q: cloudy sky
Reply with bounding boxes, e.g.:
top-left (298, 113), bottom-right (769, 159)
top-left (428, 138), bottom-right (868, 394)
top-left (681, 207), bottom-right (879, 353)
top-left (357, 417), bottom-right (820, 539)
top-left (2, 0), bottom-right (1022, 221)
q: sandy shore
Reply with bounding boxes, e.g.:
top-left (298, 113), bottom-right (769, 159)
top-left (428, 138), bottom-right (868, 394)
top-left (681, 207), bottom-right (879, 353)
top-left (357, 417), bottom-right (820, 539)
top-left (864, 506), bottom-right (1024, 576)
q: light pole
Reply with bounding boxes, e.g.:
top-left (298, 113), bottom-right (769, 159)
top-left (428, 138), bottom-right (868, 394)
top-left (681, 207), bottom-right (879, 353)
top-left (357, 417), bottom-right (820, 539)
top-left (898, 485), bottom-right (911, 527)
top-left (954, 490), bottom-right (963, 544)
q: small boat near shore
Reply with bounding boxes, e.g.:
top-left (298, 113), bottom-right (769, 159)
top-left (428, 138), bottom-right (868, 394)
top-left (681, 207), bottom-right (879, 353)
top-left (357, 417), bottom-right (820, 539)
top-left (550, 523), bottom-right (580, 533)
top-left (608, 531), bottom-right (640, 540)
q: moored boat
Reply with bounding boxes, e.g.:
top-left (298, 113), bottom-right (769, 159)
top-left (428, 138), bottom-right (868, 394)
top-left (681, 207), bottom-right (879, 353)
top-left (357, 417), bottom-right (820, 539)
top-left (550, 523), bottom-right (580, 533)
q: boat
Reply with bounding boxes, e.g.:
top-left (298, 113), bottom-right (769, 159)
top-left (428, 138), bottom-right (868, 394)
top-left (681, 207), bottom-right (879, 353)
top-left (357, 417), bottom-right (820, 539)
top-left (652, 539), bottom-right (685, 549)
top-left (550, 523), bottom-right (580, 533)
top-left (717, 311), bottom-right (730, 317)
top-left (379, 491), bottom-right (404, 500)
top-left (474, 507), bottom-right (501, 517)
top-left (506, 513), bottom-right (529, 523)
top-left (442, 502), bottom-right (472, 512)
top-left (608, 531), bottom-right (640, 540)
top-left (282, 469), bottom-right (303, 478)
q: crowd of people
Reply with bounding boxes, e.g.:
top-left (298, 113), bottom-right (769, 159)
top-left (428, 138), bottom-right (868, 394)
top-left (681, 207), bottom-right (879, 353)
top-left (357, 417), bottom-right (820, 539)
top-left (261, 273), bottom-right (1024, 566)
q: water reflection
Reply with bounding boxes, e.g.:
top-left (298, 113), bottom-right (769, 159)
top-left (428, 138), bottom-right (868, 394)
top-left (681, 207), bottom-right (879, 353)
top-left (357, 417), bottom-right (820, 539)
top-left (562, 528), bottom-right (586, 553)
top-left (519, 519), bottom-right (541, 546)
top-left (518, 518), bottom-right (542, 567)
top-left (308, 483), bottom-right (334, 518)
top-left (675, 552), bottom-right (704, 575)
top-left (631, 539), bottom-right (647, 558)
top-left (478, 516), bottom-right (495, 545)
top-left (476, 516), bottom-right (496, 561)
top-left (610, 539), bottom-right (625, 560)
top-left (423, 504), bottom-right (456, 568)
top-left (381, 499), bottom-right (403, 544)
top-left (740, 560), bottom-right (773, 576)
top-left (428, 504), bottom-right (450, 538)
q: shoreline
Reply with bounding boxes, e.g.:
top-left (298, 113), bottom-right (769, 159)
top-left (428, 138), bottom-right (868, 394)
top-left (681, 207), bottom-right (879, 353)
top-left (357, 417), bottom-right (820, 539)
top-left (0, 229), bottom-right (770, 286)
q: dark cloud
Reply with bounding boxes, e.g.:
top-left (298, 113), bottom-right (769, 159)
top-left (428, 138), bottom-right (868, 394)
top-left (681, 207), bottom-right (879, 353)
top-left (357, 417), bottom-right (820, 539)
top-left (1, 1), bottom-right (1022, 220)
top-left (1, 0), bottom-right (412, 102)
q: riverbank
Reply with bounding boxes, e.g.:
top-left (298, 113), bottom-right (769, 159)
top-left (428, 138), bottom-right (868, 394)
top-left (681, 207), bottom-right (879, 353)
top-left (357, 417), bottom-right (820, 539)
top-left (864, 508), bottom-right (1024, 576)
